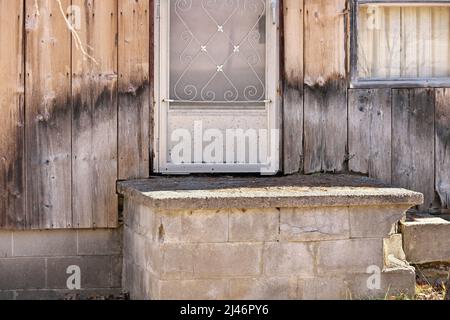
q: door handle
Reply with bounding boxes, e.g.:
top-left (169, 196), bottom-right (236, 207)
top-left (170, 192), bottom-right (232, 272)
top-left (271, 0), bottom-right (278, 25)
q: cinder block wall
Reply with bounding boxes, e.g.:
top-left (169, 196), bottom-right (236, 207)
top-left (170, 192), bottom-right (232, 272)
top-left (123, 200), bottom-right (416, 300)
top-left (0, 229), bottom-right (123, 300)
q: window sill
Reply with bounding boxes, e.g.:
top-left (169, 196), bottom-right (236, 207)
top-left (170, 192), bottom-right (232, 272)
top-left (350, 78), bottom-right (450, 89)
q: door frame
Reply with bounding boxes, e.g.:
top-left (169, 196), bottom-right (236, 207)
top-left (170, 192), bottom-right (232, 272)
top-left (153, 0), bottom-right (281, 174)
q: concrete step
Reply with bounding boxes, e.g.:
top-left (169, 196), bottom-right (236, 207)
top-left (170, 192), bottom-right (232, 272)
top-left (118, 175), bottom-right (422, 300)
top-left (400, 213), bottom-right (450, 264)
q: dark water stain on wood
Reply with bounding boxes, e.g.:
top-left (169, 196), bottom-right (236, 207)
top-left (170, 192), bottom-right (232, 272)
top-left (283, 82), bottom-right (304, 174)
top-left (348, 89), bottom-right (392, 184)
top-left (304, 76), bottom-right (348, 174)
top-left (305, 74), bottom-right (347, 96)
top-left (72, 76), bottom-right (118, 228)
top-left (26, 93), bottom-right (72, 229)
top-left (118, 81), bottom-right (151, 179)
top-left (72, 81), bottom-right (117, 134)
top-left (436, 89), bottom-right (450, 210)
top-left (392, 88), bottom-right (435, 211)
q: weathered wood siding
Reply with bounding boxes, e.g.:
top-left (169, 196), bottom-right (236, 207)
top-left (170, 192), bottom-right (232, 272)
top-left (0, 0), bottom-right (152, 229)
top-left (0, 0), bottom-right (25, 228)
top-left (282, 1), bottom-right (449, 213)
top-left (118, 0), bottom-right (151, 180)
top-left (435, 89), bottom-right (450, 210)
top-left (303, 0), bottom-right (347, 174)
top-left (25, 0), bottom-right (72, 229)
top-left (392, 89), bottom-right (435, 210)
top-left (348, 89), bottom-right (392, 184)
top-left (72, 0), bottom-right (118, 229)
top-left (282, 0), bottom-right (304, 174)
top-left (1, 0), bottom-right (449, 230)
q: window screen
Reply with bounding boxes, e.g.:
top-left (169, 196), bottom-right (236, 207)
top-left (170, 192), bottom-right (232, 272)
top-left (169, 0), bottom-right (267, 102)
top-left (356, 2), bottom-right (450, 80)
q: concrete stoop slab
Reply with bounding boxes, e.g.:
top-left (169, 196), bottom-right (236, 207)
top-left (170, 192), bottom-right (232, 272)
top-left (401, 213), bottom-right (450, 264)
top-left (118, 174), bottom-right (423, 300)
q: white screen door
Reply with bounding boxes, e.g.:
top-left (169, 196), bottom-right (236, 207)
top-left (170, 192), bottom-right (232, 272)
top-left (155, 0), bottom-right (280, 174)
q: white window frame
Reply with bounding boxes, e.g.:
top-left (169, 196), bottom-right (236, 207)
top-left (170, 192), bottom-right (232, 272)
top-left (351, 0), bottom-right (450, 88)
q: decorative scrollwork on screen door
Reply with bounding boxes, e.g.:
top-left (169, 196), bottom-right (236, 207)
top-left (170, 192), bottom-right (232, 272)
top-left (170, 0), bottom-right (267, 102)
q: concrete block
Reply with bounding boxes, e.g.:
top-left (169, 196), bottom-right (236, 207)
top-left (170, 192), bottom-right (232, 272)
top-left (349, 205), bottom-right (408, 238)
top-left (123, 199), bottom-right (138, 230)
top-left (124, 201), bottom-right (158, 239)
top-left (123, 229), bottom-right (145, 269)
top-left (122, 226), bottom-right (132, 260)
top-left (384, 234), bottom-right (408, 269)
top-left (194, 243), bottom-right (263, 278)
top-left (229, 208), bottom-right (279, 242)
top-left (401, 214), bottom-right (450, 264)
top-left (111, 255), bottom-right (123, 288)
top-left (299, 277), bottom-right (348, 300)
top-left (345, 267), bottom-right (416, 299)
top-left (46, 256), bottom-right (114, 289)
top-left (317, 239), bottom-right (383, 275)
top-left (132, 233), bottom-right (147, 268)
top-left (141, 269), bottom-right (159, 300)
top-left (160, 209), bottom-right (228, 243)
top-left (13, 230), bottom-right (77, 257)
top-left (78, 228), bottom-right (122, 256)
top-left (137, 206), bottom-right (158, 239)
top-left (0, 258), bottom-right (46, 290)
top-left (123, 200), bottom-right (143, 231)
top-left (0, 231), bottom-right (12, 258)
top-left (229, 277), bottom-right (297, 300)
top-left (263, 243), bottom-right (315, 277)
top-left (128, 265), bottom-right (146, 300)
top-left (161, 244), bottom-right (195, 280)
top-left (157, 279), bottom-right (229, 300)
top-left (145, 242), bottom-right (163, 276)
top-left (280, 207), bottom-right (350, 242)
top-left (122, 259), bottom-right (135, 298)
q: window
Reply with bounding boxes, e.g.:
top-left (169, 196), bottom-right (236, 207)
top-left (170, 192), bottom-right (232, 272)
top-left (352, 0), bottom-right (450, 87)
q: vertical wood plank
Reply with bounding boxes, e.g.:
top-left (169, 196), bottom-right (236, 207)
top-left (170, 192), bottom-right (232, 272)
top-left (72, 0), bottom-right (118, 228)
top-left (118, 0), bottom-right (151, 180)
top-left (348, 89), bottom-right (392, 183)
top-left (0, 0), bottom-right (25, 228)
top-left (435, 89), bottom-right (450, 210)
top-left (392, 89), bottom-right (435, 211)
top-left (304, 0), bottom-right (346, 86)
top-left (282, 0), bottom-right (304, 174)
top-left (25, 0), bottom-right (72, 229)
top-left (304, 0), bottom-right (347, 173)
